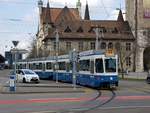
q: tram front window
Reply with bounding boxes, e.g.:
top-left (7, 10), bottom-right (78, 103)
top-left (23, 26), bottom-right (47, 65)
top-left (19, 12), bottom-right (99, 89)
top-left (105, 58), bottom-right (116, 73)
top-left (95, 59), bottom-right (104, 73)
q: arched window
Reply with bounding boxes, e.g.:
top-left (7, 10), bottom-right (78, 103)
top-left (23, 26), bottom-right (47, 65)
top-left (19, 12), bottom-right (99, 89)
top-left (64, 26), bottom-right (72, 32)
top-left (115, 42), bottom-right (121, 50)
top-left (108, 42), bottom-right (113, 49)
top-left (101, 42), bottom-right (106, 49)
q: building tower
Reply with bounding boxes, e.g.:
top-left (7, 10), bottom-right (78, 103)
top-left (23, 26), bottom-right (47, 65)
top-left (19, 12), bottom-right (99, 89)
top-left (38, 0), bottom-right (43, 15)
top-left (76, 0), bottom-right (82, 18)
top-left (126, 0), bottom-right (150, 72)
top-left (84, 0), bottom-right (90, 20)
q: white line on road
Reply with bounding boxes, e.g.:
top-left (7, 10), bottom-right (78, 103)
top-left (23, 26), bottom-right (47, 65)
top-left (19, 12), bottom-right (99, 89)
top-left (98, 105), bottom-right (150, 110)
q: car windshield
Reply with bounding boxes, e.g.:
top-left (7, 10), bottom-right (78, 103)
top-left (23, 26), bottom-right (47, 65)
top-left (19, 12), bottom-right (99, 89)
top-left (23, 70), bottom-right (35, 75)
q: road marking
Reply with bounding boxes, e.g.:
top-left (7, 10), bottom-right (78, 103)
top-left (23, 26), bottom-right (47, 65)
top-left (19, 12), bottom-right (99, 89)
top-left (29, 111), bottom-right (57, 113)
top-left (98, 105), bottom-right (150, 110)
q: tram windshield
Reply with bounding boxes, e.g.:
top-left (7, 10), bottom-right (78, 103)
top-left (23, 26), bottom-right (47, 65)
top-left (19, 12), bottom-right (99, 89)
top-left (105, 58), bottom-right (116, 73)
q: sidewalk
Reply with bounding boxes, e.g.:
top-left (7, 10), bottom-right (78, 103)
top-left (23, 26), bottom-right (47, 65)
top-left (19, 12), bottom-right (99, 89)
top-left (0, 81), bottom-right (86, 94)
top-left (119, 72), bottom-right (148, 80)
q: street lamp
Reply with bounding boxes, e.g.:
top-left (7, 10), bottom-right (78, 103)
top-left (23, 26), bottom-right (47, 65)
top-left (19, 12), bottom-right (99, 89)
top-left (55, 29), bottom-right (59, 83)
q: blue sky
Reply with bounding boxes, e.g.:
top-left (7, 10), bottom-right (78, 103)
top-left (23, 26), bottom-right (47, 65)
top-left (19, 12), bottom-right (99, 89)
top-left (0, 0), bottom-right (125, 56)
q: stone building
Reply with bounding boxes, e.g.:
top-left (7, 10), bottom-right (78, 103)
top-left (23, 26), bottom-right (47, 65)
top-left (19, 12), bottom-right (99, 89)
top-left (36, 0), bottom-right (135, 72)
top-left (126, 0), bottom-right (150, 72)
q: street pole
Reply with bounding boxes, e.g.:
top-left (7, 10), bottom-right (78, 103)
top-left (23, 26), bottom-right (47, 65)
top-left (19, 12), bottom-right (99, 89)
top-left (10, 41), bottom-right (19, 92)
top-left (134, 0), bottom-right (138, 72)
top-left (94, 27), bottom-right (103, 50)
top-left (55, 29), bottom-right (59, 83)
top-left (72, 49), bottom-right (77, 90)
top-left (95, 28), bottom-right (99, 50)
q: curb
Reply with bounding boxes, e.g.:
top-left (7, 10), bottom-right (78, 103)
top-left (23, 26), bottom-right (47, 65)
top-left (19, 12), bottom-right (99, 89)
top-left (1, 90), bottom-right (85, 94)
top-left (3, 85), bottom-right (82, 88)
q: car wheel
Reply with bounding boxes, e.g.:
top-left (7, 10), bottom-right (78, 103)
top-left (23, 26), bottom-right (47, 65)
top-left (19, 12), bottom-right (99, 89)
top-left (23, 78), bottom-right (26, 83)
top-left (35, 81), bottom-right (40, 84)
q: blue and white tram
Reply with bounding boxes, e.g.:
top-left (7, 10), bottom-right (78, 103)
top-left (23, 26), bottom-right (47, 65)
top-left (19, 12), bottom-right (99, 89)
top-left (53, 55), bottom-right (72, 82)
top-left (16, 50), bottom-right (118, 88)
top-left (76, 50), bottom-right (118, 88)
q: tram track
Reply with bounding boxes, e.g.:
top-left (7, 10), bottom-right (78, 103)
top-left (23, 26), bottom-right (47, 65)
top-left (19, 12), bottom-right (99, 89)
top-left (60, 89), bottom-right (116, 113)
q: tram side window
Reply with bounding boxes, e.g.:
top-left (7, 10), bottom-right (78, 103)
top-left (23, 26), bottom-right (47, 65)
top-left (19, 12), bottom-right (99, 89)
top-left (33, 63), bottom-right (36, 70)
top-left (29, 64), bottom-right (31, 69)
top-left (79, 60), bottom-right (90, 71)
top-left (105, 59), bottom-right (116, 73)
top-left (46, 62), bottom-right (52, 70)
top-left (66, 62), bottom-right (71, 72)
top-left (42, 63), bottom-right (45, 71)
top-left (39, 63), bottom-right (42, 70)
top-left (36, 63), bottom-right (39, 69)
top-left (95, 59), bottom-right (104, 73)
top-left (58, 62), bottom-right (66, 70)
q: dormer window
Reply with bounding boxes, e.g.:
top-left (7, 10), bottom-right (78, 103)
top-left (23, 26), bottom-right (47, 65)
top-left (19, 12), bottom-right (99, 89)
top-left (88, 27), bottom-right (94, 33)
top-left (64, 26), bottom-right (72, 32)
top-left (77, 26), bottom-right (84, 33)
top-left (112, 27), bottom-right (118, 33)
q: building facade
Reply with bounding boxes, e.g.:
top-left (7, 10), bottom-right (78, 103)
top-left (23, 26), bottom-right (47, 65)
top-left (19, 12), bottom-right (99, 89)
top-left (36, 0), bottom-right (135, 72)
top-left (126, 0), bottom-right (150, 72)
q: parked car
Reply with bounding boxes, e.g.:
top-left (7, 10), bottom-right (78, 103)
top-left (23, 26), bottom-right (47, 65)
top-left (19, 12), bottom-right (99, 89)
top-left (10, 69), bottom-right (40, 83)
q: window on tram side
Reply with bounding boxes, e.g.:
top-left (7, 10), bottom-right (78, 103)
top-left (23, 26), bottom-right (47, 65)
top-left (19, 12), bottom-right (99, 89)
top-left (66, 62), bottom-right (72, 72)
top-left (79, 59), bottom-right (90, 71)
top-left (95, 58), bottom-right (104, 73)
top-left (39, 63), bottom-right (42, 70)
top-left (42, 63), bottom-right (45, 71)
top-left (58, 62), bottom-right (66, 70)
top-left (46, 62), bottom-right (52, 70)
top-left (105, 59), bottom-right (116, 73)
top-left (36, 63), bottom-right (39, 69)
top-left (33, 63), bottom-right (36, 70)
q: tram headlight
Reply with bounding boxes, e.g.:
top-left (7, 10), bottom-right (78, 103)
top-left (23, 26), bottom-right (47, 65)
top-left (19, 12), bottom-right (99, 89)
top-left (110, 77), bottom-right (113, 80)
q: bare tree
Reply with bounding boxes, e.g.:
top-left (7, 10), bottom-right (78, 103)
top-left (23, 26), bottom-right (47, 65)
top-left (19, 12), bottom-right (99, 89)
top-left (116, 41), bottom-right (134, 79)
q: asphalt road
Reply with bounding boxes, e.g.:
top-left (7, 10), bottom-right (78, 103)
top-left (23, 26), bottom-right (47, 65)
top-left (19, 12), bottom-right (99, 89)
top-left (0, 70), bottom-right (150, 113)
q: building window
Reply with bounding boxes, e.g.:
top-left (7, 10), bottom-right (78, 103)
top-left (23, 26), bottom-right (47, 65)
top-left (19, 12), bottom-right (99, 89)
top-left (126, 43), bottom-right (131, 51)
top-left (108, 42), bottom-right (113, 49)
top-left (79, 42), bottom-right (83, 51)
top-left (88, 27), bottom-right (94, 33)
top-left (115, 42), bottom-right (121, 50)
top-left (112, 27), bottom-right (118, 33)
top-left (66, 42), bottom-right (71, 51)
top-left (90, 42), bottom-right (95, 50)
top-left (53, 41), bottom-right (56, 50)
top-left (77, 26), bottom-right (84, 33)
top-left (64, 26), bottom-right (72, 32)
top-left (126, 57), bottom-right (131, 67)
top-left (101, 42), bottom-right (106, 49)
